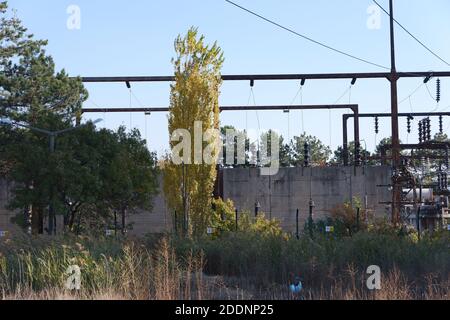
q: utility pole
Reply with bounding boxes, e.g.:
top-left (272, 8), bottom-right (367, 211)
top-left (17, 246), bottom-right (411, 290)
top-left (389, 0), bottom-right (401, 224)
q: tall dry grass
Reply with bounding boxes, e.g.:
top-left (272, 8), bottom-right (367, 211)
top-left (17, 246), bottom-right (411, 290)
top-left (0, 231), bottom-right (449, 300)
top-left (0, 235), bottom-right (209, 300)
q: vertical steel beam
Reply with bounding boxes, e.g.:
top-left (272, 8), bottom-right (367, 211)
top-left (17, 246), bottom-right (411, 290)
top-left (389, 0), bottom-right (401, 224)
top-left (342, 112), bottom-right (360, 167)
top-left (353, 106), bottom-right (360, 167)
top-left (343, 115), bottom-right (349, 166)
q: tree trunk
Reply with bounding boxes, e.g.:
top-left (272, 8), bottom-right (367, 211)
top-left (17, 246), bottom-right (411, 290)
top-left (68, 209), bottom-right (76, 231)
top-left (31, 206), bottom-right (44, 235)
top-left (121, 207), bottom-right (126, 235)
top-left (114, 210), bottom-right (117, 236)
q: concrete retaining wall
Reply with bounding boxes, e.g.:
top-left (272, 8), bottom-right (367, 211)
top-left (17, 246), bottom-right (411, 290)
top-left (222, 166), bottom-right (391, 232)
top-left (0, 166), bottom-right (391, 236)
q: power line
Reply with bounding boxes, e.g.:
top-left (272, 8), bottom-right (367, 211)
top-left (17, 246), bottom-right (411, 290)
top-left (398, 82), bottom-right (424, 105)
top-left (130, 89), bottom-right (145, 107)
top-left (383, 81), bottom-right (425, 112)
top-left (333, 86), bottom-right (352, 104)
top-left (425, 82), bottom-right (436, 102)
top-left (372, 0), bottom-right (450, 67)
top-left (224, 0), bottom-right (390, 70)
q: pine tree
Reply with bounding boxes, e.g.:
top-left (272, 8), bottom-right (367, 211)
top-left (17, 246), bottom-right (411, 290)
top-left (0, 2), bottom-right (87, 233)
top-left (0, 2), bottom-right (87, 124)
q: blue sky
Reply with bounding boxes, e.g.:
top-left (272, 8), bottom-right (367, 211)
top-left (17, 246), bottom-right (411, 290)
top-left (8, 0), bottom-right (450, 156)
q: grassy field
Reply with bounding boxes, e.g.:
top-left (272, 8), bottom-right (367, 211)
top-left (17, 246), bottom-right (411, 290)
top-left (0, 225), bottom-right (449, 300)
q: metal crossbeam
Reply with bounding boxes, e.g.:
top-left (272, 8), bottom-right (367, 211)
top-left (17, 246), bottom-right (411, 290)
top-left (81, 104), bottom-right (358, 113)
top-left (79, 71), bottom-right (450, 83)
top-left (81, 104), bottom-right (361, 166)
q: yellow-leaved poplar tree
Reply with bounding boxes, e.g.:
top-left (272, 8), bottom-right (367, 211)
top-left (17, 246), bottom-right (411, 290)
top-left (163, 27), bottom-right (224, 238)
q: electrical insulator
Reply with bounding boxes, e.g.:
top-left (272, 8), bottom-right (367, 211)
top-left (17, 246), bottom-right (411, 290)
top-left (439, 172), bottom-right (448, 190)
top-left (439, 115), bottom-right (443, 134)
top-left (303, 142), bottom-right (310, 167)
top-left (423, 119), bottom-right (428, 141)
top-left (436, 78), bottom-right (441, 103)
top-left (426, 118), bottom-right (431, 141)
top-left (374, 117), bottom-right (379, 134)
top-left (438, 173), bottom-right (442, 189)
top-left (355, 142), bottom-right (361, 166)
top-left (446, 147), bottom-right (449, 168)
top-left (407, 117), bottom-right (412, 134)
top-left (418, 121), bottom-right (423, 143)
top-left (442, 172), bottom-right (448, 190)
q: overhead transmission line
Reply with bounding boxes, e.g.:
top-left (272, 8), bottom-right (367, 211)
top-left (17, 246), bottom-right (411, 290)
top-left (224, 0), bottom-right (390, 70)
top-left (372, 0), bottom-right (450, 67)
top-left (398, 82), bottom-right (424, 105)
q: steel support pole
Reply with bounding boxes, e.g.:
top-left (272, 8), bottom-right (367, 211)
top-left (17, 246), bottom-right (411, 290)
top-left (343, 115), bottom-right (349, 166)
top-left (389, 0), bottom-right (401, 225)
top-left (341, 112), bottom-right (360, 167)
top-left (353, 107), bottom-right (360, 167)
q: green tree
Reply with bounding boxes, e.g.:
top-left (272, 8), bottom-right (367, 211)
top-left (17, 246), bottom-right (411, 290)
top-left (164, 27), bottom-right (224, 238)
top-left (1, 3), bottom-right (160, 235)
top-left (6, 122), bottom-right (159, 235)
top-left (258, 130), bottom-right (293, 167)
top-left (332, 141), bottom-right (372, 166)
top-left (220, 125), bottom-right (254, 167)
top-left (0, 2), bottom-right (87, 123)
top-left (291, 133), bottom-right (331, 166)
top-left (370, 137), bottom-right (408, 166)
top-left (100, 127), bottom-right (159, 235)
top-left (0, 2), bottom-right (87, 233)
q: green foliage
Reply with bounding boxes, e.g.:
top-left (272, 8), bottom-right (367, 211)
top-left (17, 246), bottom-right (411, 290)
top-left (0, 3), bottom-right (159, 235)
top-left (209, 198), bottom-right (237, 235)
top-left (290, 133), bottom-right (331, 166)
top-left (327, 198), bottom-right (369, 236)
top-left (332, 141), bottom-right (372, 166)
top-left (4, 122), bottom-right (159, 234)
top-left (239, 212), bottom-right (285, 237)
top-left (175, 228), bottom-right (450, 289)
top-left (0, 234), bottom-right (203, 299)
top-left (220, 125), bottom-right (255, 167)
top-left (0, 1), bottom-right (87, 124)
top-left (208, 198), bottom-right (284, 238)
top-left (221, 128), bottom-right (332, 168)
top-left (99, 127), bottom-right (159, 234)
top-left (258, 131), bottom-right (331, 167)
top-left (164, 27), bottom-right (224, 238)
top-left (1, 230), bottom-right (449, 298)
